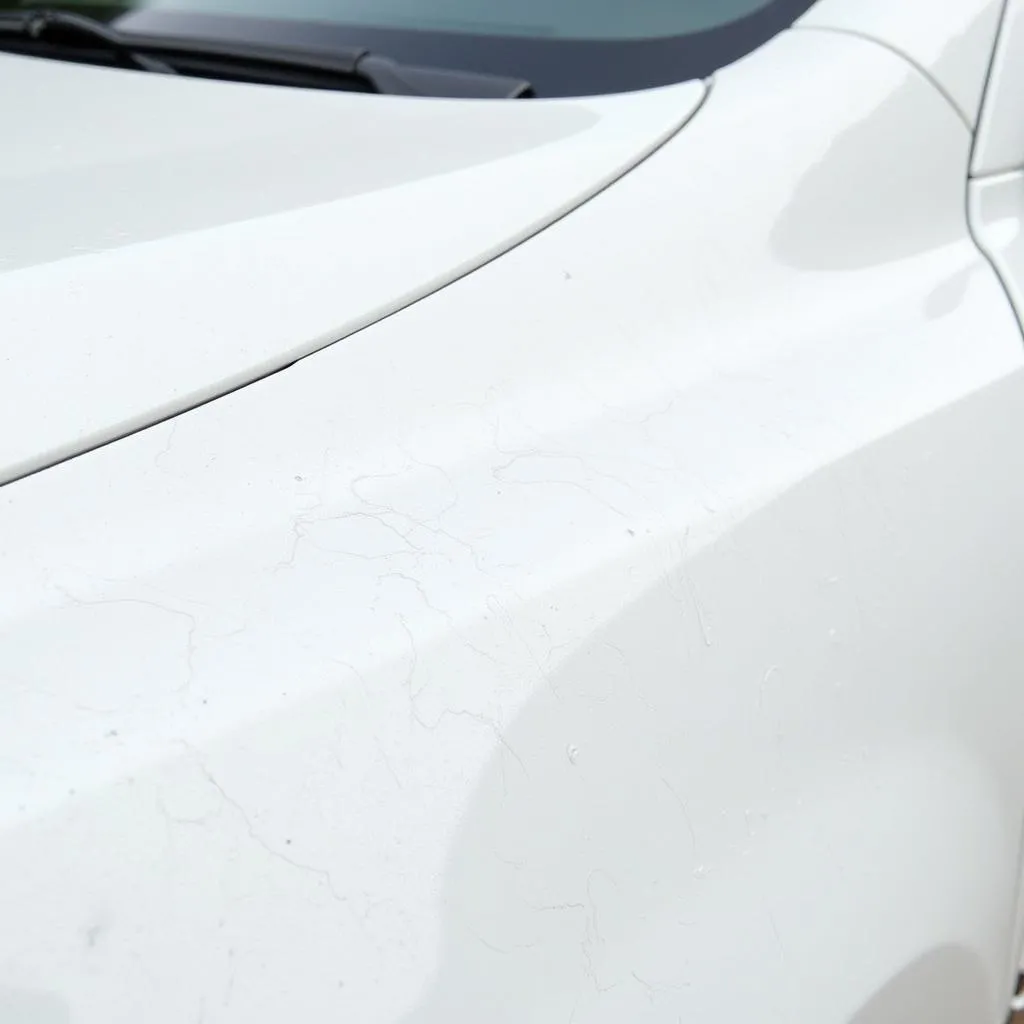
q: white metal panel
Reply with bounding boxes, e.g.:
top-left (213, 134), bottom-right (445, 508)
top-left (970, 171), bottom-right (1024, 310)
top-left (973, 0), bottom-right (1024, 175)
top-left (798, 0), bottom-right (1003, 128)
top-left (2, 26), bottom-right (1023, 1024)
top-left (0, 53), bottom-right (704, 488)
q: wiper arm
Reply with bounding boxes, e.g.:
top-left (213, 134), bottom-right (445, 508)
top-left (0, 8), bottom-right (534, 98)
top-left (0, 8), bottom-right (176, 73)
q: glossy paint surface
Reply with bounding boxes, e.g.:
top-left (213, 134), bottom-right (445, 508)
top-left (972, 172), bottom-right (1024, 313)
top-left (971, 58), bottom-right (1024, 978)
top-left (798, 0), bottom-right (1004, 128)
top-left (973, 0), bottom-right (1024, 175)
top-left (0, 53), bottom-right (703, 486)
top-left (3, 18), bottom-right (1024, 1023)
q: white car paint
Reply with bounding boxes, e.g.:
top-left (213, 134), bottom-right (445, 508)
top-left (973, 0), bottom-right (1024, 175)
top-left (798, 0), bottom-right (1004, 128)
top-left (971, 46), bottom-right (1024, 984)
top-left (4, 8), bottom-right (1024, 1024)
top-left (0, 52), bottom-right (703, 487)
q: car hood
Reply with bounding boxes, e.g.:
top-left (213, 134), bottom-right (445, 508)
top-left (0, 53), bottom-right (705, 487)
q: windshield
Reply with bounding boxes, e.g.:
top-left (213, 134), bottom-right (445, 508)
top-left (46, 0), bottom-right (799, 40)
top-left (1, 0), bottom-right (817, 93)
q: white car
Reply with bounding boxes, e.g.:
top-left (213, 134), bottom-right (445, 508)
top-left (4, 0), bottom-right (1024, 1021)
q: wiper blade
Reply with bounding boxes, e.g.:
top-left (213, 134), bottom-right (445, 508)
top-left (0, 8), bottom-right (176, 73)
top-left (0, 8), bottom-right (534, 98)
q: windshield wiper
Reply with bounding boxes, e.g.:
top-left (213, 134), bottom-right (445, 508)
top-left (0, 8), bottom-right (178, 73)
top-left (0, 8), bottom-right (534, 98)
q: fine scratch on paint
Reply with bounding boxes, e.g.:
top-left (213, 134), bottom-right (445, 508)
top-left (51, 584), bottom-right (199, 693)
top-left (374, 737), bottom-right (404, 791)
top-left (154, 419), bottom-right (179, 470)
top-left (759, 665), bottom-right (779, 712)
top-left (393, 613), bottom-right (529, 777)
top-left (632, 971), bottom-right (660, 1004)
top-left (661, 776), bottom-right (698, 858)
top-left (174, 742), bottom-right (363, 930)
top-left (679, 528), bottom-right (711, 647)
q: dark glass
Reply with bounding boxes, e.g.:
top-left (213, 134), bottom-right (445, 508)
top-left (2, 0), bottom-right (817, 94)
